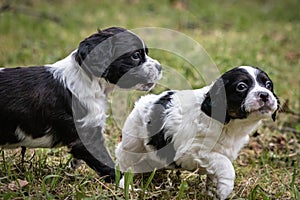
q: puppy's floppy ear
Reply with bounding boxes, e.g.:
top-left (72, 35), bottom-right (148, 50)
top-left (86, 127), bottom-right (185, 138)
top-left (75, 29), bottom-right (115, 79)
top-left (75, 27), bottom-right (144, 80)
top-left (201, 78), bottom-right (230, 124)
top-left (271, 111), bottom-right (277, 122)
top-left (271, 96), bottom-right (280, 122)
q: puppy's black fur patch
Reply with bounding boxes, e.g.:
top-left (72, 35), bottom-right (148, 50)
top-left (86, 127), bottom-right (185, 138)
top-left (0, 67), bottom-right (71, 146)
top-left (202, 68), bottom-right (255, 123)
top-left (147, 91), bottom-right (176, 163)
top-left (255, 68), bottom-right (280, 121)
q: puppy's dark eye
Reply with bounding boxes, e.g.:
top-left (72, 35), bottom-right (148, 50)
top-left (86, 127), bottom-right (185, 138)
top-left (131, 51), bottom-right (141, 60)
top-left (265, 81), bottom-right (272, 90)
top-left (236, 82), bottom-right (248, 92)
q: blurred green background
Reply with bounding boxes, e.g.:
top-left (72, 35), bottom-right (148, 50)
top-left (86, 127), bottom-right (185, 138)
top-left (0, 0), bottom-right (299, 103)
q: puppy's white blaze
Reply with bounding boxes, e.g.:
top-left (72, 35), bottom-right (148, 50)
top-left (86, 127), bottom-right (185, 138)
top-left (239, 66), bottom-right (257, 78)
top-left (4, 127), bottom-right (54, 148)
top-left (47, 51), bottom-right (108, 128)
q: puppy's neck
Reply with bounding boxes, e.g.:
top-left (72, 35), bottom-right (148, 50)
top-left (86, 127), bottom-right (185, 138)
top-left (48, 50), bottom-right (109, 127)
top-left (224, 116), bottom-right (262, 138)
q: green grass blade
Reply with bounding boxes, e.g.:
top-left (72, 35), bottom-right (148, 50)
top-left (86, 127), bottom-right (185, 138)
top-left (249, 184), bottom-right (260, 200)
top-left (176, 181), bottom-right (188, 200)
top-left (293, 185), bottom-right (300, 200)
top-left (42, 174), bottom-right (61, 197)
top-left (1, 150), bottom-right (6, 171)
top-left (124, 170), bottom-right (134, 200)
top-left (144, 168), bottom-right (156, 191)
top-left (115, 165), bottom-right (121, 191)
top-left (142, 168), bottom-right (157, 199)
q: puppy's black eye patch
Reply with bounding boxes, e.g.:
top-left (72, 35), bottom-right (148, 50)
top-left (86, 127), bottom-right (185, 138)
top-left (236, 82), bottom-right (248, 92)
top-left (256, 70), bottom-right (274, 91)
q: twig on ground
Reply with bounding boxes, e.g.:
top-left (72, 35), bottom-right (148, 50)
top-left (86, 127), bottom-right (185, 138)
top-left (279, 99), bottom-right (300, 117)
top-left (95, 178), bottom-right (118, 197)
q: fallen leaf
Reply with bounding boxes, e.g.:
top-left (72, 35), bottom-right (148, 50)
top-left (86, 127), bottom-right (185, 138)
top-left (8, 179), bottom-right (29, 191)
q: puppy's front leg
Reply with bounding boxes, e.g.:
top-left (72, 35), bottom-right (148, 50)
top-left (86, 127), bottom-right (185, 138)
top-left (70, 137), bottom-right (115, 183)
top-left (69, 97), bottom-right (115, 182)
top-left (196, 153), bottom-right (235, 200)
top-left (68, 121), bottom-right (115, 182)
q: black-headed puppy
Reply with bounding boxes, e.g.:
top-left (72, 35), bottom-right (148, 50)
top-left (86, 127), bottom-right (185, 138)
top-left (116, 66), bottom-right (279, 198)
top-left (0, 27), bottom-right (162, 182)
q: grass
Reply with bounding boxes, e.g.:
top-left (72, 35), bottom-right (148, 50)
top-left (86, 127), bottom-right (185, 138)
top-left (0, 0), bottom-right (299, 199)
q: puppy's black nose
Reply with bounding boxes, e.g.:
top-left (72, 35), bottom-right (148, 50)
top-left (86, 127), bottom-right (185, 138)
top-left (258, 92), bottom-right (269, 102)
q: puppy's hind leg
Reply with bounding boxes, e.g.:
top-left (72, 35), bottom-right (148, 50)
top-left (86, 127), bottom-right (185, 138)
top-left (115, 136), bottom-right (148, 189)
top-left (115, 137), bottom-right (147, 172)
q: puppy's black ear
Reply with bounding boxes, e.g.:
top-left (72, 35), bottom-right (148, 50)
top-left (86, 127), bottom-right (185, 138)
top-left (271, 97), bottom-right (280, 122)
top-left (75, 30), bottom-right (115, 79)
top-left (201, 78), bottom-right (230, 124)
top-left (271, 112), bottom-right (277, 122)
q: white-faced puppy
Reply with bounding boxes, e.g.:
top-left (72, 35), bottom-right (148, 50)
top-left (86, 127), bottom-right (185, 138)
top-left (0, 27), bottom-right (162, 182)
top-left (116, 66), bottom-right (279, 199)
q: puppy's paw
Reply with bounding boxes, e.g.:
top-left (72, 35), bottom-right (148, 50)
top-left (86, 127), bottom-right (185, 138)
top-left (118, 177), bottom-right (142, 192)
top-left (119, 177), bottom-right (125, 189)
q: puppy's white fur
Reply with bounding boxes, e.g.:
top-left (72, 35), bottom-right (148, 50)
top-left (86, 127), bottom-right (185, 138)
top-left (48, 51), bottom-right (109, 128)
